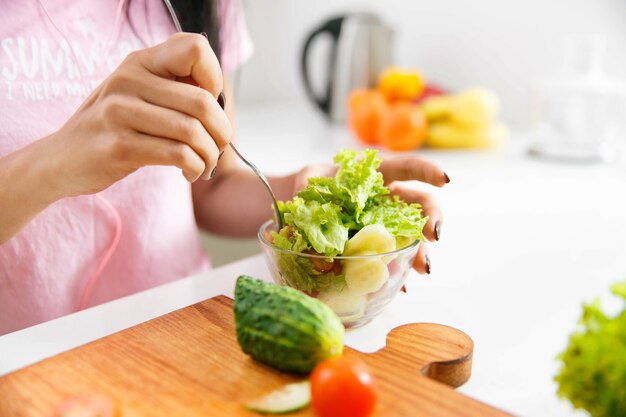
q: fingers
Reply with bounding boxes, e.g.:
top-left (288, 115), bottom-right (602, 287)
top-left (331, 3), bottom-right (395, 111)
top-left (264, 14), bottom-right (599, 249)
top-left (136, 73), bottom-right (233, 150)
top-left (117, 133), bottom-right (206, 182)
top-left (378, 156), bottom-right (445, 276)
top-left (379, 156), bottom-right (449, 187)
top-left (101, 33), bottom-right (231, 179)
top-left (388, 183), bottom-right (442, 242)
top-left (138, 33), bottom-right (223, 97)
top-left (115, 98), bottom-right (220, 180)
top-left (412, 242), bottom-right (431, 275)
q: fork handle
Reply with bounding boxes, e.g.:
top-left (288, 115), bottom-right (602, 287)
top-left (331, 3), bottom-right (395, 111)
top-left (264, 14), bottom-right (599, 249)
top-left (217, 92), bottom-right (284, 230)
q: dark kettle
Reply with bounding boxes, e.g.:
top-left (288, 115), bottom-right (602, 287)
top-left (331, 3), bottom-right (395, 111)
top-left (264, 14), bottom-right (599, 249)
top-left (300, 12), bottom-right (394, 121)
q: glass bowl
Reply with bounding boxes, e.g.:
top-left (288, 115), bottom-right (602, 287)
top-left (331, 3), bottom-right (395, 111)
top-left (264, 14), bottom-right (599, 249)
top-left (258, 220), bottom-right (421, 329)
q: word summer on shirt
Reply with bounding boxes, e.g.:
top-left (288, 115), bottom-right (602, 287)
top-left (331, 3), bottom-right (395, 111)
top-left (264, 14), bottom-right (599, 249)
top-left (1, 35), bottom-right (145, 102)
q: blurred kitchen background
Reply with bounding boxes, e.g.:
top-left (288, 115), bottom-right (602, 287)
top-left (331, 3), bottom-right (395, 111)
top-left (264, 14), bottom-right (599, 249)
top-left (237, 0), bottom-right (625, 127)
top-left (202, 0), bottom-right (626, 265)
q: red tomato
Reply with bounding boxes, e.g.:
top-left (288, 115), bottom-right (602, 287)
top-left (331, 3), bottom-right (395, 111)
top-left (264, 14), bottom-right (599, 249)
top-left (310, 356), bottom-right (377, 417)
top-left (53, 393), bottom-right (116, 417)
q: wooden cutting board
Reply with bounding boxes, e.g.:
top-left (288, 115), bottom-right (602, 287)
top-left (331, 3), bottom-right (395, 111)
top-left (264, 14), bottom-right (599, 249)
top-left (0, 296), bottom-right (512, 416)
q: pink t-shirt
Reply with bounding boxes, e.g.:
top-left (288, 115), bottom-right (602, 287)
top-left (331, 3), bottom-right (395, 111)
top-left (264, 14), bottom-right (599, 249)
top-left (0, 0), bottom-right (253, 335)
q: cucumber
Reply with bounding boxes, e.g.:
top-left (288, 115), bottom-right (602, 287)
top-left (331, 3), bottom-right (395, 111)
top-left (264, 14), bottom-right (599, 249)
top-left (234, 276), bottom-right (344, 373)
top-left (246, 381), bottom-right (311, 414)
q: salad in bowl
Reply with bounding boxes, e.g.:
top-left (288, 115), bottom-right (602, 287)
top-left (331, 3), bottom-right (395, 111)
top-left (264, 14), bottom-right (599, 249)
top-left (259, 149), bottom-right (428, 327)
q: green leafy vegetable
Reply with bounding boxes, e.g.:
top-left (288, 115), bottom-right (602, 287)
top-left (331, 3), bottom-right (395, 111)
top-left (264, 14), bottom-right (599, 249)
top-left (270, 149), bottom-right (427, 293)
top-left (271, 226), bottom-right (345, 294)
top-left (280, 197), bottom-right (348, 256)
top-left (361, 195), bottom-right (428, 242)
top-left (332, 148), bottom-right (387, 222)
top-left (555, 282), bottom-right (626, 417)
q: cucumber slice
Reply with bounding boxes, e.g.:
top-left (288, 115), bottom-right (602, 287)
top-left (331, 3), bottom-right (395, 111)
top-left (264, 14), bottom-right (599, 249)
top-left (246, 381), bottom-right (311, 414)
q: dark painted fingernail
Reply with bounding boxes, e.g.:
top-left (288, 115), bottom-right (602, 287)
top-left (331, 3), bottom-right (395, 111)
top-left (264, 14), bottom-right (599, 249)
top-left (217, 92), bottom-right (225, 110)
top-left (434, 221), bottom-right (442, 241)
top-left (400, 285), bottom-right (407, 293)
top-left (209, 165), bottom-right (217, 179)
top-left (443, 172), bottom-right (451, 184)
top-left (218, 150), bottom-right (224, 160)
top-left (200, 32), bottom-right (208, 40)
top-left (425, 254), bottom-right (431, 274)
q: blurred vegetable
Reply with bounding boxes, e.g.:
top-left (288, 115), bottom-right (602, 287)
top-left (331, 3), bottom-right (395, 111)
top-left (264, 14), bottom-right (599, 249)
top-left (379, 102), bottom-right (428, 151)
top-left (310, 356), bottom-right (377, 417)
top-left (414, 83), bottom-right (447, 104)
top-left (348, 69), bottom-right (430, 150)
top-left (246, 381), bottom-right (311, 414)
top-left (53, 393), bottom-right (116, 417)
top-left (555, 282), bottom-right (626, 417)
top-left (378, 67), bottom-right (424, 102)
top-left (349, 69), bottom-right (503, 150)
top-left (347, 90), bottom-right (387, 144)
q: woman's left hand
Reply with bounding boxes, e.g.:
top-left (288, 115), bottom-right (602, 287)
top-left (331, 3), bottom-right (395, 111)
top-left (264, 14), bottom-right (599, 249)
top-left (292, 155), bottom-right (449, 275)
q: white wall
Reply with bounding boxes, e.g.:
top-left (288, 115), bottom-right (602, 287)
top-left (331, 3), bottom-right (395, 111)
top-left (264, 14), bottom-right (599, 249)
top-left (237, 0), bottom-right (626, 128)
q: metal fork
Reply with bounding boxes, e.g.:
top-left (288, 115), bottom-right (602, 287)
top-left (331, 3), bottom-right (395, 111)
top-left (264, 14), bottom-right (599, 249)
top-left (215, 93), bottom-right (283, 230)
top-left (228, 142), bottom-right (284, 230)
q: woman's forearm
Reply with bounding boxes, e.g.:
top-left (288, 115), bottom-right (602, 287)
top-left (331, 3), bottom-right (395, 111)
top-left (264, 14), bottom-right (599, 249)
top-left (0, 136), bottom-right (63, 244)
top-left (192, 165), bottom-right (297, 237)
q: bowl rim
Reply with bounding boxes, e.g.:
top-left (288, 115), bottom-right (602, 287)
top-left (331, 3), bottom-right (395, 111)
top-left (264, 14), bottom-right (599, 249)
top-left (258, 219), bottom-right (421, 260)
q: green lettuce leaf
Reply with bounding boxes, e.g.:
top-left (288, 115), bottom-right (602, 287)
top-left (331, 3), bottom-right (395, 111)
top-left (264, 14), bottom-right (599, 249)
top-left (333, 149), bottom-right (387, 222)
top-left (269, 227), bottom-right (345, 293)
top-left (281, 197), bottom-right (348, 256)
top-left (276, 149), bottom-right (427, 256)
top-left (555, 282), bottom-right (626, 417)
top-left (271, 225), bottom-right (310, 253)
top-left (361, 196), bottom-right (428, 242)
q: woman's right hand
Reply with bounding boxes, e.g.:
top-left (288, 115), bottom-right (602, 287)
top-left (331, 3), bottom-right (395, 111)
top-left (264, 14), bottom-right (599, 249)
top-left (45, 33), bottom-right (232, 199)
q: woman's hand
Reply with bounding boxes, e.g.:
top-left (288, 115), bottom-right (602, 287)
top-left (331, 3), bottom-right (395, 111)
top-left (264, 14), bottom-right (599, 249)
top-left (0, 33), bottom-right (232, 243)
top-left (45, 33), bottom-right (232, 199)
top-left (378, 156), bottom-right (448, 275)
top-left (292, 155), bottom-right (448, 275)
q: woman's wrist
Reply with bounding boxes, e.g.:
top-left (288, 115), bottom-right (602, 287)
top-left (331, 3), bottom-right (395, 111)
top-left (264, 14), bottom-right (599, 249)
top-left (2, 134), bottom-right (67, 209)
top-left (33, 133), bottom-right (73, 203)
top-left (0, 138), bottom-right (62, 243)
